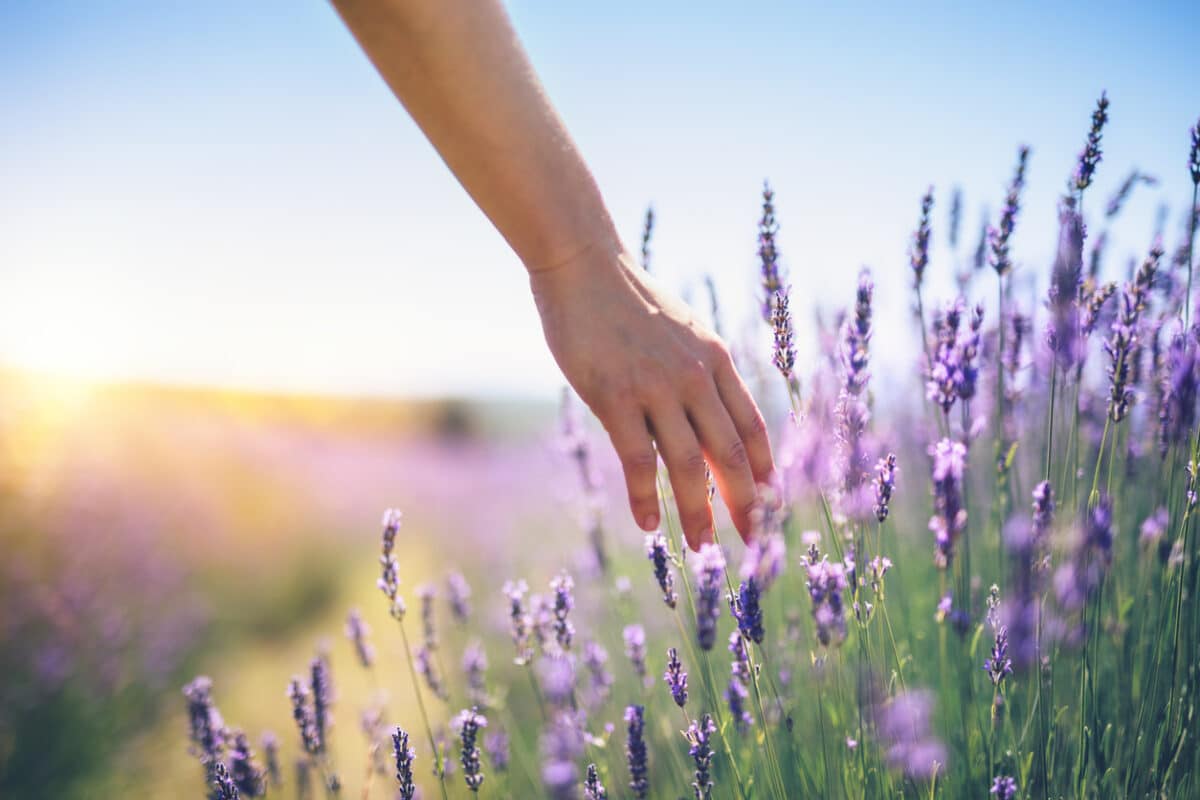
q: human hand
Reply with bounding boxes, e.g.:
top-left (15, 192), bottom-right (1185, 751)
top-left (530, 241), bottom-right (775, 550)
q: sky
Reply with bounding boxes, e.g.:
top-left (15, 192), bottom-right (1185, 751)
top-left (2, 0), bottom-right (1198, 400)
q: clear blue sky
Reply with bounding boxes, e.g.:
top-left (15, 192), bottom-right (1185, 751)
top-left (2, 1), bottom-right (1197, 398)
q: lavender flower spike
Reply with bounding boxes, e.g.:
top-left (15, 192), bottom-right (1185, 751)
top-left (392, 727), bottom-right (417, 800)
top-left (910, 188), bottom-right (934, 289)
top-left (447, 571), bottom-right (472, 625)
top-left (550, 571), bottom-right (575, 652)
top-left (645, 533), bottom-right (678, 608)
top-left (988, 145), bottom-right (1030, 276)
top-left (502, 579), bottom-right (533, 665)
top-left (693, 543), bottom-right (726, 651)
top-left (584, 763), bottom-right (608, 800)
top-left (1105, 243), bottom-right (1163, 422)
top-left (664, 646), bottom-right (688, 707)
top-left (806, 557), bottom-right (848, 646)
top-left (378, 508), bottom-right (406, 619)
top-left (929, 438), bottom-right (968, 569)
top-left (625, 705), bottom-right (649, 799)
top-left (983, 626), bottom-right (1013, 686)
top-left (228, 730), bottom-right (266, 797)
top-left (758, 182), bottom-right (784, 321)
top-left (183, 676), bottom-right (225, 769)
top-left (484, 728), bottom-right (509, 773)
top-left (1190, 117), bottom-right (1200, 185)
top-left (345, 609), bottom-right (374, 670)
top-left (211, 760), bottom-right (242, 800)
top-left (991, 775), bottom-right (1018, 800)
top-left (771, 289), bottom-right (796, 381)
top-left (309, 655), bottom-right (334, 753)
top-left (873, 453), bottom-right (898, 523)
top-left (730, 579), bottom-right (764, 644)
top-left (261, 732), bottom-right (281, 788)
top-left (685, 714), bottom-right (717, 800)
top-left (1073, 91), bottom-right (1110, 193)
top-left (453, 707), bottom-right (488, 792)
top-left (623, 624), bottom-right (647, 681)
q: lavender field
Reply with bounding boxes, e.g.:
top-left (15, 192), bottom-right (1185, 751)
top-left (2, 74), bottom-right (1199, 797)
top-left (157, 98), bottom-right (1200, 799)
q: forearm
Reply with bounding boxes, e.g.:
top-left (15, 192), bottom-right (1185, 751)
top-left (331, 0), bottom-right (620, 273)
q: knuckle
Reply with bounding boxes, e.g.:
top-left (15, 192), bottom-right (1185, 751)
top-left (678, 450), bottom-right (708, 476)
top-left (677, 359), bottom-right (710, 391)
top-left (744, 410), bottom-right (769, 439)
top-left (623, 448), bottom-right (659, 475)
top-left (707, 340), bottom-right (733, 369)
top-left (723, 439), bottom-right (749, 470)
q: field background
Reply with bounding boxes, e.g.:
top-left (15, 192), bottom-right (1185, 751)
top-left (0, 367), bottom-right (601, 798)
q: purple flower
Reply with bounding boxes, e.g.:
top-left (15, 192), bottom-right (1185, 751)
top-left (287, 678), bottom-right (320, 756)
top-left (416, 582), bottom-right (438, 651)
top-left (693, 544), bottom-right (726, 651)
top-left (644, 533), bottom-right (678, 609)
top-left (463, 641), bottom-right (489, 708)
top-left (929, 438), bottom-right (968, 569)
top-left (1056, 494), bottom-right (1115, 612)
top-left (726, 632), bottom-right (754, 732)
top-left (984, 626), bottom-right (1013, 686)
top-left (623, 624), bottom-right (647, 681)
top-left (539, 653), bottom-right (578, 708)
top-left (1159, 331), bottom-right (1198, 457)
top-left (1105, 244), bottom-right (1163, 421)
top-left (378, 508), bottom-right (406, 619)
top-left (345, 609), bottom-right (374, 670)
top-left (1073, 91), bottom-right (1110, 192)
top-left (392, 727), bottom-right (417, 800)
top-left (874, 453), bottom-right (898, 522)
top-left (453, 707), bottom-right (488, 792)
top-left (988, 146), bottom-right (1030, 275)
top-left (1106, 170), bottom-right (1158, 219)
top-left (991, 775), bottom-right (1018, 800)
top-left (771, 289), bottom-right (797, 382)
top-left (550, 572), bottom-right (575, 653)
top-left (484, 728), bottom-right (509, 773)
top-left (228, 730), bottom-right (266, 797)
top-left (416, 644), bottom-right (447, 700)
top-left (1190, 117), bottom-right (1200, 185)
top-left (624, 705), bottom-right (649, 798)
top-left (183, 676), bottom-right (225, 768)
top-left (664, 646), bottom-right (688, 707)
top-left (541, 711), bottom-right (585, 800)
top-left (309, 656), bottom-right (334, 753)
top-left (926, 300), bottom-right (964, 414)
top-left (584, 762), bottom-right (608, 800)
top-left (739, 528), bottom-right (785, 592)
top-left (806, 557), bottom-right (848, 646)
top-left (685, 714), bottom-right (717, 800)
top-left (502, 580), bottom-right (533, 665)
top-left (260, 732), bottom-right (281, 788)
top-left (758, 182), bottom-right (784, 321)
top-left (447, 571), bottom-right (472, 625)
top-left (1081, 281), bottom-right (1117, 338)
top-left (959, 304), bottom-right (984, 401)
top-left (730, 579), bottom-right (764, 644)
top-left (211, 760), bottom-right (241, 800)
top-left (876, 690), bottom-right (948, 779)
top-left (581, 640), bottom-right (612, 706)
top-left (910, 188), bottom-right (934, 289)
top-left (1046, 200), bottom-right (1084, 370)
top-left (948, 186), bottom-right (963, 249)
top-left (844, 268), bottom-right (874, 397)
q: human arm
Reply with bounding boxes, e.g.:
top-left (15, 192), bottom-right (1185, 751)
top-left (331, 0), bottom-right (775, 547)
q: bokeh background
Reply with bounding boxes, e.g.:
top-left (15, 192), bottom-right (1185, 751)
top-left (2, 0), bottom-right (1198, 797)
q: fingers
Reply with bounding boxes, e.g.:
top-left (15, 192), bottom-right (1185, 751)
top-left (712, 348), bottom-right (776, 485)
top-left (599, 404), bottom-right (661, 532)
top-left (686, 380), bottom-right (761, 542)
top-left (648, 405), bottom-right (714, 551)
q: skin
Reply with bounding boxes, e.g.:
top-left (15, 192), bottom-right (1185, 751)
top-left (332, 0), bottom-right (775, 549)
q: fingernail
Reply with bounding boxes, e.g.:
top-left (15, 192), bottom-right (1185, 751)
top-left (642, 513), bottom-right (659, 531)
